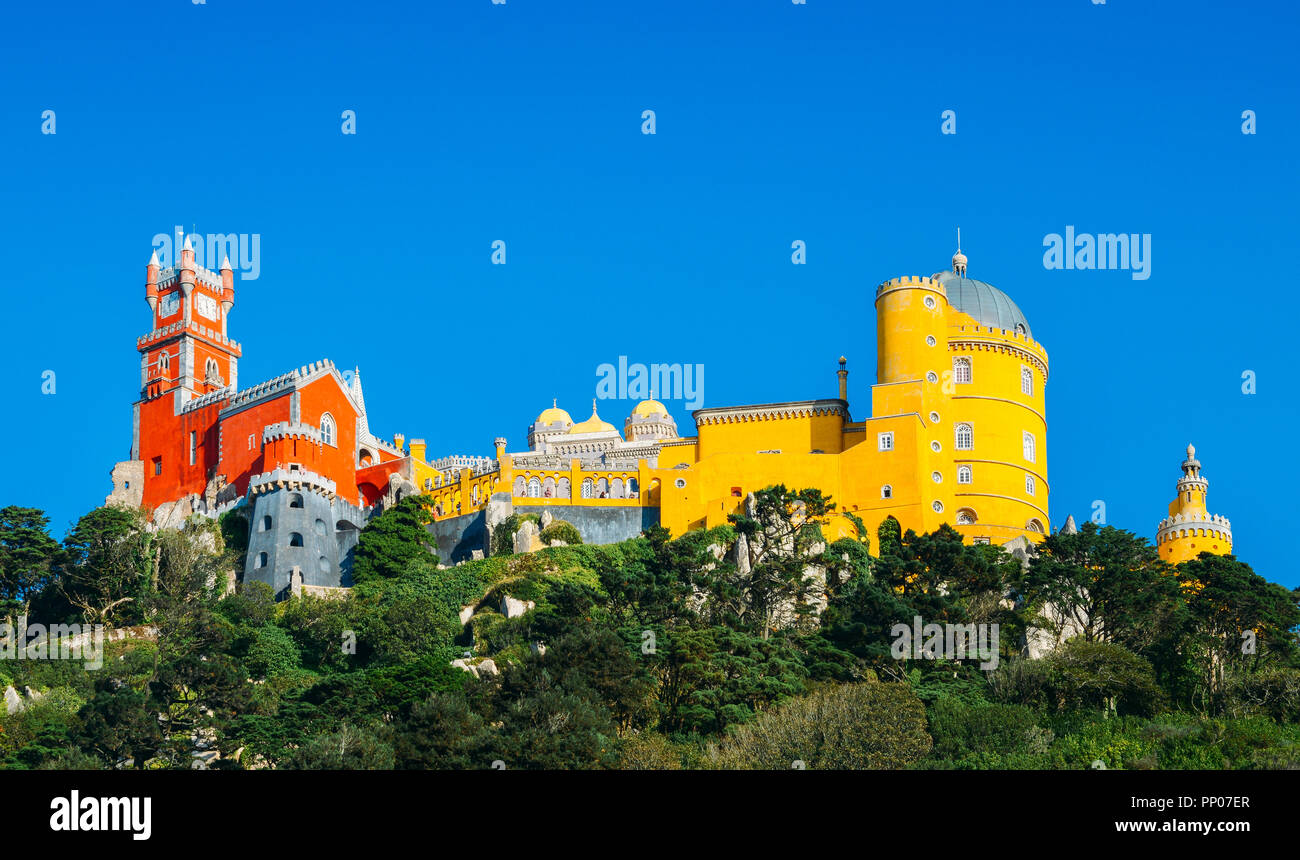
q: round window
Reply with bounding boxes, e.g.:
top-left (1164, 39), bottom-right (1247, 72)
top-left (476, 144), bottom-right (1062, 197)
top-left (931, 440), bottom-right (942, 453)
top-left (926, 371), bottom-right (939, 384)
top-left (926, 335), bottom-right (937, 347)
top-left (923, 296), bottom-right (937, 310)
top-left (674, 478), bottom-right (686, 489)
top-left (929, 411), bottom-right (940, 423)
top-left (932, 501), bottom-right (944, 513)
top-left (931, 471), bottom-right (942, 483)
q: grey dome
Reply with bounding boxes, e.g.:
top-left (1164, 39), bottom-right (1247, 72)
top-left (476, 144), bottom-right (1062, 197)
top-left (933, 270), bottom-right (1032, 337)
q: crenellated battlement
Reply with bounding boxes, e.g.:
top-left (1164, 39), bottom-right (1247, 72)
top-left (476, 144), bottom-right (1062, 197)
top-left (181, 386), bottom-right (234, 414)
top-left (263, 421), bottom-right (324, 444)
top-left (248, 467), bottom-right (337, 497)
top-left (876, 274), bottom-right (941, 294)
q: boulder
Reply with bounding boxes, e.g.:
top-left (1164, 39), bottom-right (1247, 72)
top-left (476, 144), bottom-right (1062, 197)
top-left (514, 520), bottom-right (541, 554)
top-left (500, 596), bottom-right (536, 618)
top-left (540, 509), bottom-right (554, 529)
top-left (3, 685), bottom-right (23, 715)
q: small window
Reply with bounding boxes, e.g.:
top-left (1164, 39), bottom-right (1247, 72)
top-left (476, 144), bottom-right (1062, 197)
top-left (923, 296), bottom-right (937, 309)
top-left (881, 485), bottom-right (893, 500)
top-left (1015, 323), bottom-right (1027, 335)
top-left (581, 478), bottom-right (594, 498)
top-left (153, 457), bottom-right (162, 476)
top-left (926, 371), bottom-right (939, 384)
top-left (289, 493), bottom-right (304, 508)
top-left (956, 508), bottom-right (977, 525)
top-left (925, 335), bottom-right (936, 347)
top-left (1026, 518), bottom-right (1045, 534)
top-left (930, 440), bottom-right (942, 453)
top-left (674, 478), bottom-right (687, 489)
top-left (261, 515), bottom-right (272, 531)
top-left (318, 556), bottom-right (330, 574)
top-left (314, 519), bottom-right (327, 536)
top-left (932, 501), bottom-right (944, 513)
top-left (953, 357), bottom-right (972, 385)
top-left (289, 533), bottom-right (304, 547)
top-left (957, 465), bottom-right (972, 484)
top-left (254, 552), bottom-right (267, 569)
top-left (189, 430), bottom-right (197, 465)
top-left (931, 471), bottom-right (942, 484)
top-left (955, 423), bottom-right (973, 450)
top-left (878, 432), bottom-right (894, 452)
top-left (1025, 474), bottom-right (1036, 495)
top-left (248, 433), bottom-right (256, 451)
top-left (527, 477), bottom-right (541, 498)
top-left (320, 413), bottom-right (335, 446)
top-left (929, 411), bottom-right (940, 424)
top-left (1021, 366), bottom-right (1033, 396)
top-left (1023, 432), bottom-right (1036, 463)
top-left (158, 351), bottom-right (170, 371)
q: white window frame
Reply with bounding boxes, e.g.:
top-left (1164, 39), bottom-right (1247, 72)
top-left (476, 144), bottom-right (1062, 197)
top-left (957, 465), bottom-right (972, 484)
top-left (1021, 365), bottom-right (1033, 396)
top-left (320, 412), bottom-right (336, 447)
top-left (881, 485), bottom-right (893, 500)
top-left (1023, 431), bottom-right (1036, 463)
top-left (954, 423), bottom-right (973, 451)
top-left (1025, 474), bottom-right (1035, 495)
top-left (878, 432), bottom-right (894, 452)
top-left (953, 357), bottom-right (972, 385)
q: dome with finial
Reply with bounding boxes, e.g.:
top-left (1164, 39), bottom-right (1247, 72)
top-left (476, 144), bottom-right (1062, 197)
top-left (569, 400), bottom-right (619, 435)
top-left (932, 240), bottom-right (1033, 337)
top-left (631, 397), bottom-right (669, 419)
top-left (534, 399), bottom-right (573, 428)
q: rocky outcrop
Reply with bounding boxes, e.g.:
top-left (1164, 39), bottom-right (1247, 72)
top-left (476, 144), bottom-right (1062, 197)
top-left (500, 596), bottom-right (536, 618)
top-left (513, 520), bottom-right (542, 554)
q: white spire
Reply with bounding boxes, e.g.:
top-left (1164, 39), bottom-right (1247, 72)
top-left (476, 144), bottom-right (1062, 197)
top-left (148, 250), bottom-right (159, 267)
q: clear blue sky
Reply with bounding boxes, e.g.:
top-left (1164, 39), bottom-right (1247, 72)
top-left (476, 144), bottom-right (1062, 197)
top-left (1, 1), bottom-right (1295, 585)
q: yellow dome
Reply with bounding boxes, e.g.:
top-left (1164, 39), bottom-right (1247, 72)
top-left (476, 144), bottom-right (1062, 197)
top-left (631, 398), bottom-right (668, 418)
top-left (569, 401), bottom-right (618, 435)
top-left (535, 399), bottom-right (573, 427)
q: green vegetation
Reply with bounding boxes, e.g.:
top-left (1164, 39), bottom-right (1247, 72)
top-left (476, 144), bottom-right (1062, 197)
top-left (0, 491), bottom-right (1297, 770)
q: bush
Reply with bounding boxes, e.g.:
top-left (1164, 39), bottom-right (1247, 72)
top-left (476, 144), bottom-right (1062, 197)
top-left (492, 514), bottom-right (539, 556)
top-left (926, 698), bottom-right (1043, 761)
top-left (245, 625), bottom-right (302, 679)
top-left (708, 682), bottom-right (932, 770)
top-left (539, 520), bottom-right (582, 546)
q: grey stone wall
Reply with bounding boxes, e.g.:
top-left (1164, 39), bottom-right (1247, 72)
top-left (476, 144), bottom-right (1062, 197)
top-left (525, 504), bottom-right (660, 546)
top-left (426, 509), bottom-right (489, 565)
top-left (244, 489), bottom-right (364, 595)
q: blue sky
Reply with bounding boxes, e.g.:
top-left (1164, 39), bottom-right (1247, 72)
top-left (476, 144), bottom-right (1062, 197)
top-left (1, 0), bottom-right (1296, 585)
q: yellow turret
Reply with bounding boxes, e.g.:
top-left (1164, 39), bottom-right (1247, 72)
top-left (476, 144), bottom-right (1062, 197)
top-left (1155, 444), bottom-right (1233, 563)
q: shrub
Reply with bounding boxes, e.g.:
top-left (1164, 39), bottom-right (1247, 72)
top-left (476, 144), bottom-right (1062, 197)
top-left (539, 520), bottom-right (582, 546)
top-left (708, 681), bottom-right (932, 770)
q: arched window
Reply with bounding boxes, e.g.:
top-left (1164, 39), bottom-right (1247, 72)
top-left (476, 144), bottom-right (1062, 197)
top-left (628, 478), bottom-right (638, 496)
top-left (359, 449), bottom-right (374, 467)
top-left (472, 485), bottom-right (481, 504)
top-left (289, 493), bottom-right (304, 508)
top-left (320, 412), bottom-right (335, 446)
top-left (1026, 518), bottom-right (1045, 534)
top-left (289, 533), bottom-right (304, 547)
top-left (955, 423), bottom-right (973, 450)
top-left (611, 478), bottom-right (624, 498)
top-left (1022, 431), bottom-right (1036, 463)
top-left (205, 357), bottom-right (220, 383)
top-left (597, 478), bottom-right (609, 497)
top-left (956, 508), bottom-right (977, 525)
top-left (527, 477), bottom-right (541, 498)
top-left (558, 477), bottom-right (571, 498)
top-left (581, 478), bottom-right (594, 499)
top-left (314, 519), bottom-right (327, 536)
top-left (542, 477), bottom-right (555, 498)
top-left (318, 556), bottom-right (330, 575)
top-left (957, 465), bottom-right (972, 484)
top-left (513, 477), bottom-right (525, 497)
top-left (1025, 474), bottom-right (1036, 495)
top-left (1021, 366), bottom-right (1033, 396)
top-left (158, 351), bottom-right (170, 372)
top-left (881, 485), bottom-right (892, 499)
top-left (953, 357), bottom-right (971, 384)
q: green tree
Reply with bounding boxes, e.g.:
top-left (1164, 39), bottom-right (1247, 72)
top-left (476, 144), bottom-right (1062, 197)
top-left (351, 495), bottom-right (436, 583)
top-left (58, 506), bottom-right (152, 625)
top-left (0, 506), bottom-right (61, 617)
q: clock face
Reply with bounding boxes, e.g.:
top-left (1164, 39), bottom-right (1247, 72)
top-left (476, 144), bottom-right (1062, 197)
top-left (195, 293), bottom-right (218, 320)
top-left (159, 292), bottom-right (180, 318)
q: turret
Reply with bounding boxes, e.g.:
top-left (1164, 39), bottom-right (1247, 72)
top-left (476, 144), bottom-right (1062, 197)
top-left (220, 255), bottom-right (235, 314)
top-left (837, 356), bottom-right (848, 401)
top-left (494, 437), bottom-right (507, 460)
top-left (179, 235), bottom-right (196, 320)
top-left (146, 251), bottom-right (160, 313)
top-left (1156, 443), bottom-right (1233, 563)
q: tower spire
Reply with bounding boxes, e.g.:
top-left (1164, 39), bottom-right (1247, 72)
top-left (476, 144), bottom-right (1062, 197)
top-left (952, 228), bottom-right (967, 276)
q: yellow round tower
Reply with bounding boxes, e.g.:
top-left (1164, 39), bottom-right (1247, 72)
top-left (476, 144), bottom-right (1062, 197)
top-left (1155, 444), bottom-right (1233, 563)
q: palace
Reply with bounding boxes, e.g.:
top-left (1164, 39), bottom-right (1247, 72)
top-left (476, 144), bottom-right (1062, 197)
top-left (108, 237), bottom-right (1059, 595)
